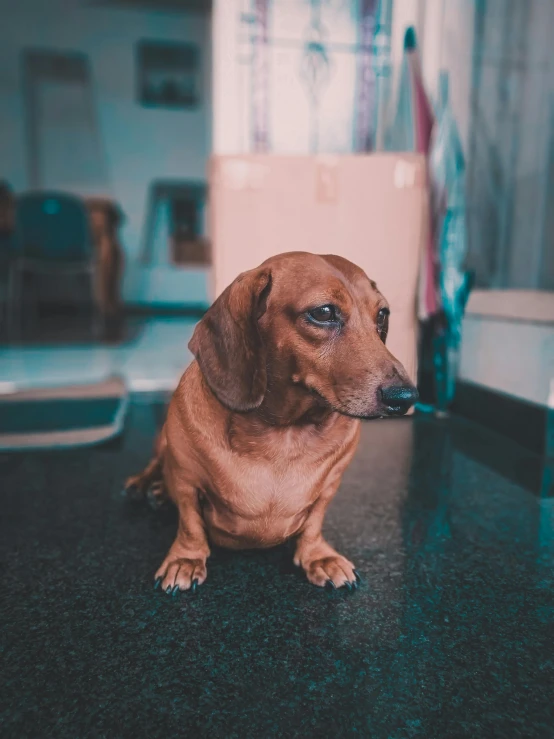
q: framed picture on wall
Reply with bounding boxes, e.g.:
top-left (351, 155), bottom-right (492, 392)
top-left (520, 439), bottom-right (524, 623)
top-left (136, 40), bottom-right (200, 109)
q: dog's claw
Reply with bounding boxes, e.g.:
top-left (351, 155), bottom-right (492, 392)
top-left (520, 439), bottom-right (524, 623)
top-left (344, 582), bottom-right (353, 592)
top-left (172, 585), bottom-right (180, 597)
top-left (154, 577), bottom-right (162, 590)
top-left (165, 585), bottom-right (172, 595)
top-left (146, 486), bottom-right (165, 511)
top-left (351, 580), bottom-right (358, 590)
top-left (326, 579), bottom-right (336, 590)
top-left (353, 570), bottom-right (363, 583)
top-left (123, 484), bottom-right (141, 500)
top-left (191, 579), bottom-right (198, 594)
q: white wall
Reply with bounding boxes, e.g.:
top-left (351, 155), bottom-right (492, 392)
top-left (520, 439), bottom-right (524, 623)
top-left (0, 0), bottom-right (211, 270)
top-left (212, 0), bottom-right (383, 155)
top-left (460, 290), bottom-right (554, 408)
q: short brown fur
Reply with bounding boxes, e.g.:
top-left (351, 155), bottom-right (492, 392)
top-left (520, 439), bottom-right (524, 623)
top-left (125, 252), bottom-right (416, 592)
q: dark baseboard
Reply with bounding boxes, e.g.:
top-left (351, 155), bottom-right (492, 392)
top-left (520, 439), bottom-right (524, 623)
top-left (124, 303), bottom-right (208, 318)
top-left (452, 380), bottom-right (552, 459)
top-left (445, 414), bottom-right (553, 498)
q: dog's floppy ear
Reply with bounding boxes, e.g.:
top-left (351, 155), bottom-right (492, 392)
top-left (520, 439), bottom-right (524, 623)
top-left (188, 267), bottom-right (272, 411)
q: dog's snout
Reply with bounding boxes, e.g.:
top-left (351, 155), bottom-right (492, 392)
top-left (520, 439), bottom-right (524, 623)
top-left (380, 384), bottom-right (419, 416)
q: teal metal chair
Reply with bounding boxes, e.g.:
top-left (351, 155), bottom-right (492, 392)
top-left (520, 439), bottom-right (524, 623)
top-left (8, 192), bottom-right (101, 339)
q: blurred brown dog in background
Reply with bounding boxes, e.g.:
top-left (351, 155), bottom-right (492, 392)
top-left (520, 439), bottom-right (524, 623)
top-left (125, 252), bottom-right (418, 593)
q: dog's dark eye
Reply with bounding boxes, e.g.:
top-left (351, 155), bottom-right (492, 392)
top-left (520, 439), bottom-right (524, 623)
top-left (377, 307), bottom-right (389, 343)
top-left (307, 304), bottom-right (338, 325)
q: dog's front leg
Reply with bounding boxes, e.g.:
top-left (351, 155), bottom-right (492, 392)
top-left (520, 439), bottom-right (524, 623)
top-left (293, 483), bottom-right (359, 591)
top-left (155, 481), bottom-right (210, 596)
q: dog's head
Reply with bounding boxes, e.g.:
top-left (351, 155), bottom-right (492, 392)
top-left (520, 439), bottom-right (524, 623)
top-left (189, 252), bottom-right (418, 419)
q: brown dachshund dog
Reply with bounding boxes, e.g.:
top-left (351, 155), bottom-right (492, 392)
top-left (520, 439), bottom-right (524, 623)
top-left (125, 252), bottom-right (418, 593)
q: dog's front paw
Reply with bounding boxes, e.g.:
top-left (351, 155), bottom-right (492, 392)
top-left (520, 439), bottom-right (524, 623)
top-left (154, 557), bottom-right (207, 596)
top-left (303, 554), bottom-right (360, 591)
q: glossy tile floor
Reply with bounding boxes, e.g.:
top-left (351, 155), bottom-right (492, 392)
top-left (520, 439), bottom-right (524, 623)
top-left (0, 318), bottom-right (196, 394)
top-left (1, 404), bottom-right (553, 738)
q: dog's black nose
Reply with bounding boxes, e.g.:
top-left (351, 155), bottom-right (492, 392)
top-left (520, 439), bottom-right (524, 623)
top-left (380, 385), bottom-right (419, 415)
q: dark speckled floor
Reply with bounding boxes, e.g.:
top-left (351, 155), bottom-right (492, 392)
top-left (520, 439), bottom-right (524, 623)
top-left (1, 400), bottom-right (553, 739)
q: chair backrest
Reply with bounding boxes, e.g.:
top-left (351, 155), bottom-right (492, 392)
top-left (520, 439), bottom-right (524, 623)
top-left (14, 192), bottom-right (93, 263)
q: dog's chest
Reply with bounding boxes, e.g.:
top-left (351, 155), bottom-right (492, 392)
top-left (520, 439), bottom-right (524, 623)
top-left (201, 456), bottom-right (324, 548)
top-left (214, 447), bottom-right (323, 518)
top-left (204, 427), bottom-right (339, 521)
top-left (183, 408), bottom-right (360, 547)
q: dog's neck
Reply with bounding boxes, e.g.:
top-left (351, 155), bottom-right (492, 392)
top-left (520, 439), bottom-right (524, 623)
top-left (231, 387), bottom-right (340, 456)
top-left (195, 361), bottom-right (336, 429)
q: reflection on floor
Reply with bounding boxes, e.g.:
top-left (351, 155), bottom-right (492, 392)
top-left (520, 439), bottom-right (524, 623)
top-left (1, 407), bottom-right (553, 738)
top-left (0, 318), bottom-right (197, 393)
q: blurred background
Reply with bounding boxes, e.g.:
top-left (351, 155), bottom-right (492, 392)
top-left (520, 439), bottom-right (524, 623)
top-left (0, 0), bottom-right (552, 399)
top-left (0, 0), bottom-right (552, 473)
top-left (0, 0), bottom-right (552, 469)
top-left (0, 0), bottom-right (552, 408)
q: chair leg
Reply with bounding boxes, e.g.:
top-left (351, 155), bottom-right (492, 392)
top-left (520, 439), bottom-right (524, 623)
top-left (89, 267), bottom-right (104, 341)
top-left (0, 270), bottom-right (6, 339)
top-left (92, 307), bottom-right (104, 342)
top-left (0, 284), bottom-right (5, 340)
top-left (29, 270), bottom-right (40, 340)
top-left (7, 264), bottom-right (22, 343)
